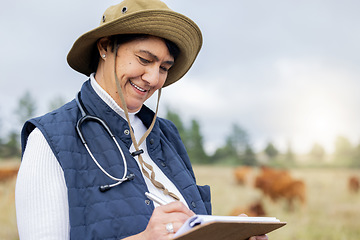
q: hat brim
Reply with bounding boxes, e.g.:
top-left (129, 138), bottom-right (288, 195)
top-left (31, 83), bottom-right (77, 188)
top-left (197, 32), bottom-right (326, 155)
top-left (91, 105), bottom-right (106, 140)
top-left (67, 10), bottom-right (202, 87)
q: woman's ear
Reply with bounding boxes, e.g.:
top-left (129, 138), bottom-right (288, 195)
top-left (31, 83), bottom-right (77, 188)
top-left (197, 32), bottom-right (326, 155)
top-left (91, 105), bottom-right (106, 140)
top-left (97, 37), bottom-right (111, 58)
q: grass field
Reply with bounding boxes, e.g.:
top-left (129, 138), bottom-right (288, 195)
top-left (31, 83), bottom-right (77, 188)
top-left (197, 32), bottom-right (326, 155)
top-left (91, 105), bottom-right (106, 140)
top-left (0, 160), bottom-right (19, 240)
top-left (193, 165), bottom-right (360, 240)
top-left (1, 161), bottom-right (359, 239)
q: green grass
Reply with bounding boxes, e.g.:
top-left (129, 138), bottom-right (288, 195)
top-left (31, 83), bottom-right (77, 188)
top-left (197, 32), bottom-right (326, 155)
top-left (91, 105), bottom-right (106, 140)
top-left (0, 178), bottom-right (18, 239)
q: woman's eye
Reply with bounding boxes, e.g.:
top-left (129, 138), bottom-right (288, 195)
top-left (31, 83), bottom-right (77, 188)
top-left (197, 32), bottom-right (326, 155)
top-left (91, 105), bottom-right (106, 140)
top-left (160, 66), bottom-right (169, 72)
top-left (138, 56), bottom-right (150, 64)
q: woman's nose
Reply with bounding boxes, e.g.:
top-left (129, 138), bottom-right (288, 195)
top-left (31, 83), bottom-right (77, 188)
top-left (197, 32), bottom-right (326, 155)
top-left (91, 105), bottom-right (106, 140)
top-left (142, 67), bottom-right (160, 86)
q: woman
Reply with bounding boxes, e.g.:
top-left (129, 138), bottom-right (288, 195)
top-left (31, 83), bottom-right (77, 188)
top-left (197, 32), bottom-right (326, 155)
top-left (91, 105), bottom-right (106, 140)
top-left (16, 0), bottom-right (268, 239)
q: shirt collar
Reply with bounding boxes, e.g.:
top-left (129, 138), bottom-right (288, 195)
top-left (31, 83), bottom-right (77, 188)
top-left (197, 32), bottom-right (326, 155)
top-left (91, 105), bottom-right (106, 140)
top-left (90, 73), bottom-right (138, 123)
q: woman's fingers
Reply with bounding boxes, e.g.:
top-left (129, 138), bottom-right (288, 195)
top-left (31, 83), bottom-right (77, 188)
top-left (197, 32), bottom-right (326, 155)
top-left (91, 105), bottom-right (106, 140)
top-left (164, 221), bottom-right (187, 240)
top-left (160, 201), bottom-right (195, 217)
top-left (155, 202), bottom-right (194, 232)
top-left (249, 234), bottom-right (268, 240)
top-left (142, 201), bottom-right (194, 240)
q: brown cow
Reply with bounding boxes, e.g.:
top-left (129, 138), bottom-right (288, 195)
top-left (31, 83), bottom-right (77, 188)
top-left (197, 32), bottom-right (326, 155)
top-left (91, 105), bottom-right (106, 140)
top-left (254, 167), bottom-right (291, 200)
top-left (234, 166), bottom-right (252, 185)
top-left (348, 176), bottom-right (360, 193)
top-left (281, 179), bottom-right (306, 211)
top-left (229, 201), bottom-right (266, 217)
top-left (0, 166), bottom-right (19, 183)
top-left (254, 167), bottom-right (306, 211)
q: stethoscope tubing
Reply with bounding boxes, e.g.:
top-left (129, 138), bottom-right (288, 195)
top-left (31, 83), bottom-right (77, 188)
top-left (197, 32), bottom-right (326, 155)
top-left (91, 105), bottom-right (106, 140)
top-left (75, 92), bottom-right (130, 190)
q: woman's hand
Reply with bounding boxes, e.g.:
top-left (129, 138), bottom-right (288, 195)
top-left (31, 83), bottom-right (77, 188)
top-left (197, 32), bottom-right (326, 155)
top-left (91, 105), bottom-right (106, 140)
top-left (138, 201), bottom-right (194, 240)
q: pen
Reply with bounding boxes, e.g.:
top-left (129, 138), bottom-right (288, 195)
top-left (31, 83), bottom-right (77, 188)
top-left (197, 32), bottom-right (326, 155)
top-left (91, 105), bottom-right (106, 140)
top-left (145, 192), bottom-right (168, 206)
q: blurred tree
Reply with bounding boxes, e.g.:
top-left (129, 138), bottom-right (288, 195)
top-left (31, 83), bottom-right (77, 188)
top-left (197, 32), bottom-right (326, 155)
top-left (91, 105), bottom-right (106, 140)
top-left (227, 123), bottom-right (249, 157)
top-left (1, 91), bottom-right (37, 158)
top-left (352, 143), bottom-right (360, 167)
top-left (211, 124), bottom-right (256, 165)
top-left (285, 141), bottom-right (296, 163)
top-left (48, 96), bottom-right (66, 111)
top-left (165, 108), bottom-right (186, 142)
top-left (186, 119), bottom-right (208, 164)
top-left (333, 135), bottom-right (353, 165)
top-left (0, 131), bottom-right (21, 158)
top-left (309, 142), bottom-right (326, 161)
top-left (0, 110), bottom-right (2, 145)
top-left (211, 137), bottom-right (237, 164)
top-left (165, 109), bottom-right (208, 163)
top-left (241, 144), bottom-right (257, 166)
top-left (15, 91), bottom-right (37, 125)
top-left (264, 142), bottom-right (279, 160)
top-left (0, 112), bottom-right (3, 158)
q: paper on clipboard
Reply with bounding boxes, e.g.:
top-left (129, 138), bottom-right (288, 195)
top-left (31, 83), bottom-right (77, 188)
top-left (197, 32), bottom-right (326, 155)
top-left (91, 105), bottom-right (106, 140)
top-left (173, 215), bottom-right (286, 240)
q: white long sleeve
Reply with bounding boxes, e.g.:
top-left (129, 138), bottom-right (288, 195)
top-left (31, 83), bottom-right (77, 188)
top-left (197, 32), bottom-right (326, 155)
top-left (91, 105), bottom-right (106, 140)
top-left (15, 128), bottom-right (70, 240)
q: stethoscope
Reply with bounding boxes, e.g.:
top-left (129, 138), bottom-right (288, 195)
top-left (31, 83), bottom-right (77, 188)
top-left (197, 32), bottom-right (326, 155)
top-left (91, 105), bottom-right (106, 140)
top-left (75, 92), bottom-right (136, 192)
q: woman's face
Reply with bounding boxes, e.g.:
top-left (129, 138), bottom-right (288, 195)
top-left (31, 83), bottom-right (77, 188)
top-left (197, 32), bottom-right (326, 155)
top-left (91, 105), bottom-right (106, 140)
top-left (96, 36), bottom-right (174, 112)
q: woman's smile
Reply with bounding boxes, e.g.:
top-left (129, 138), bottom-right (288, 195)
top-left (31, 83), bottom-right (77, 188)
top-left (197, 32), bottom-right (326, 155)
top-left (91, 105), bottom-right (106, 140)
top-left (129, 80), bottom-right (147, 93)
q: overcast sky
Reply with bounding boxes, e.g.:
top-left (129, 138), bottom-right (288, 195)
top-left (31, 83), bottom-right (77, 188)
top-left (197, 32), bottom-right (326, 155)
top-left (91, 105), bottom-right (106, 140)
top-left (1, 0), bottom-right (359, 154)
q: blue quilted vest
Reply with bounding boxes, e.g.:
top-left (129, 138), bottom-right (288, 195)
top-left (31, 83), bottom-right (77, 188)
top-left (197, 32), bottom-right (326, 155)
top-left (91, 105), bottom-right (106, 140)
top-left (21, 80), bottom-right (211, 239)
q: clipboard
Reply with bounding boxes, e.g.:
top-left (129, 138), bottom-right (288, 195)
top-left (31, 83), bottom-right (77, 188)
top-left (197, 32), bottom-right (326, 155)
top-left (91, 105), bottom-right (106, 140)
top-left (173, 215), bottom-right (286, 240)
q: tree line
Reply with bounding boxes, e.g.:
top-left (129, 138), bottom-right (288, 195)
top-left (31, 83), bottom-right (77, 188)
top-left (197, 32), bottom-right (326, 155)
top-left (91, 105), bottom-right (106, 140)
top-left (1, 91), bottom-right (360, 168)
top-left (0, 91), bottom-right (65, 159)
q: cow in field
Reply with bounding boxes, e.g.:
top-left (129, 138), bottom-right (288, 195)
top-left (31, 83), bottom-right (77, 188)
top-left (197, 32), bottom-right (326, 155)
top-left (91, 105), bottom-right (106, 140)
top-left (254, 166), bottom-right (306, 211)
top-left (234, 166), bottom-right (252, 185)
top-left (0, 166), bottom-right (19, 183)
top-left (348, 176), bottom-right (360, 193)
top-left (229, 200), bottom-right (266, 217)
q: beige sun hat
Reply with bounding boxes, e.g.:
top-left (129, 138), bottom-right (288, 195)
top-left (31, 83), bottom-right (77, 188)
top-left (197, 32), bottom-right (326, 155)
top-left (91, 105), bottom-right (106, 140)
top-left (67, 0), bottom-right (202, 87)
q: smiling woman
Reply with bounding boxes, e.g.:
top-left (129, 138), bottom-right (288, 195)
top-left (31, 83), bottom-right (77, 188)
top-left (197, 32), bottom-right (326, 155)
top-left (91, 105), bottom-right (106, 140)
top-left (16, 1), bottom-right (212, 240)
top-left (95, 35), bottom-right (176, 112)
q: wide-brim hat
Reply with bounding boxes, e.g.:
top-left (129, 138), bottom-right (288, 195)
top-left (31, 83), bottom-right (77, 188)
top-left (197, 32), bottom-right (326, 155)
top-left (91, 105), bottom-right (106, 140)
top-left (67, 0), bottom-right (202, 87)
